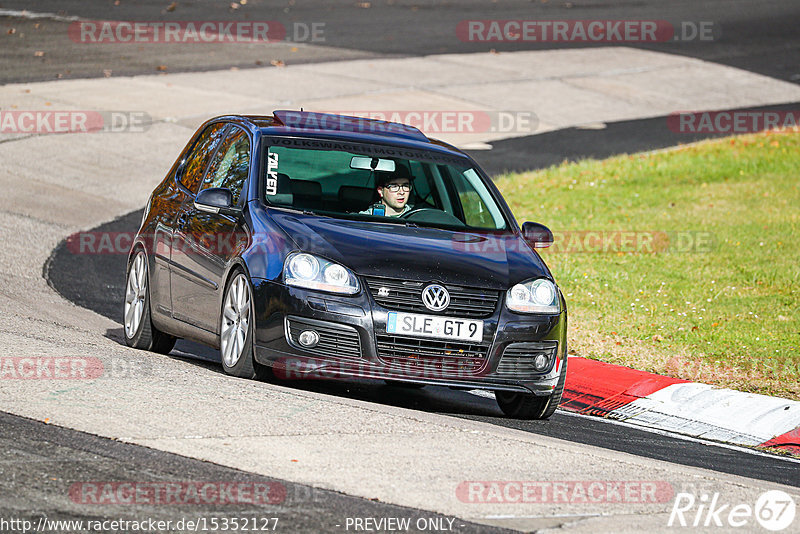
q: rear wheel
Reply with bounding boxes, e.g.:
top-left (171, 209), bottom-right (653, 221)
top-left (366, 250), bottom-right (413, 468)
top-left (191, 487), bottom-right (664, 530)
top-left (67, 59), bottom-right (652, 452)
top-left (495, 356), bottom-right (568, 420)
top-left (123, 250), bottom-right (176, 354)
top-left (220, 270), bottom-right (263, 379)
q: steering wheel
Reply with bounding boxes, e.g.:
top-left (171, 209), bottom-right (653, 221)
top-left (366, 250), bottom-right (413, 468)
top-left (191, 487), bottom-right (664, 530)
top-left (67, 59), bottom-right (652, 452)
top-left (399, 207), bottom-right (464, 225)
top-left (399, 207), bottom-right (433, 219)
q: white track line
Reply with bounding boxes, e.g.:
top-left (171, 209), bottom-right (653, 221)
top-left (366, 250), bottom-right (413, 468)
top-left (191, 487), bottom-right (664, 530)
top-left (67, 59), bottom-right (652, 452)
top-left (558, 409), bottom-right (800, 465)
top-left (608, 382), bottom-right (800, 446)
top-left (0, 9), bottom-right (82, 22)
top-left (465, 389), bottom-right (800, 464)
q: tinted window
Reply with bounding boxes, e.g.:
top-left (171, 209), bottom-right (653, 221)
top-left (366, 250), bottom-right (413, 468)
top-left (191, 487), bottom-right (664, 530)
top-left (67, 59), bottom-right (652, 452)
top-left (180, 123), bottom-right (227, 192)
top-left (452, 168), bottom-right (504, 228)
top-left (199, 127), bottom-right (251, 205)
top-left (263, 143), bottom-right (507, 230)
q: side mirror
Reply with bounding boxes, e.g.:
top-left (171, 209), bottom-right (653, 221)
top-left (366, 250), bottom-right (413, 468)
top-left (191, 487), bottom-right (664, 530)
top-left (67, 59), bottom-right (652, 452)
top-left (521, 221), bottom-right (554, 248)
top-left (194, 188), bottom-right (240, 217)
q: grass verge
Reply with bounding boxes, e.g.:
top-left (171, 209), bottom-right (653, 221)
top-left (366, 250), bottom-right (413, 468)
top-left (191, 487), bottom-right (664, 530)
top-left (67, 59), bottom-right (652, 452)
top-left (496, 129), bottom-right (799, 399)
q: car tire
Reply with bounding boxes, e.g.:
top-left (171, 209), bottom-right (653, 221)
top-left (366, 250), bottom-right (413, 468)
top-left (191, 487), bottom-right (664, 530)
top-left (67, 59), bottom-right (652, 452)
top-left (219, 269), bottom-right (265, 379)
top-left (495, 355), bottom-right (568, 420)
top-left (124, 250), bottom-right (176, 354)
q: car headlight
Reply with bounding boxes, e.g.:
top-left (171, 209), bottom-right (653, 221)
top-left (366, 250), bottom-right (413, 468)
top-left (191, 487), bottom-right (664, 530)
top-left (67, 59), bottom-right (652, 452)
top-left (283, 253), bottom-right (360, 295)
top-left (506, 278), bottom-right (560, 314)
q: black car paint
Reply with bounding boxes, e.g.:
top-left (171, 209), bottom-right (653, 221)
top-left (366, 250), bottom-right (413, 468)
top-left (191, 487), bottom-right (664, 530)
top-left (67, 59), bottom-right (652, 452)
top-left (131, 115), bottom-right (567, 397)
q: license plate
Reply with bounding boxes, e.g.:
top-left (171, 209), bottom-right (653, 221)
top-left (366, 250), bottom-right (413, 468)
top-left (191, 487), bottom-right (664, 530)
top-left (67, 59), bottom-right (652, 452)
top-left (386, 312), bottom-right (483, 342)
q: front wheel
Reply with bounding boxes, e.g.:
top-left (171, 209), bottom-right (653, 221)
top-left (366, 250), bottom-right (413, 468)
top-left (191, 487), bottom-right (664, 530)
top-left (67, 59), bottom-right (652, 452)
top-left (219, 270), bottom-right (262, 379)
top-left (495, 356), bottom-right (568, 420)
top-left (123, 250), bottom-right (176, 354)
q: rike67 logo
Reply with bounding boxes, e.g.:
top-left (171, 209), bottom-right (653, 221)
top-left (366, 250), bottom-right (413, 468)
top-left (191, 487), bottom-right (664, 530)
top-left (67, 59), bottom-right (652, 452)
top-left (669, 490), bottom-right (796, 531)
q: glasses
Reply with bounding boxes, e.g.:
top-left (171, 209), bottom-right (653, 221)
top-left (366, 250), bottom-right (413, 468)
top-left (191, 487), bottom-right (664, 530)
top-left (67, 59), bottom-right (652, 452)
top-left (384, 183), bottom-right (412, 192)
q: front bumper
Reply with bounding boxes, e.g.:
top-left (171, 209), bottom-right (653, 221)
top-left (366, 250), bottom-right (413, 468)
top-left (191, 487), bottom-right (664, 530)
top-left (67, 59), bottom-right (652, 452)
top-left (250, 278), bottom-right (567, 396)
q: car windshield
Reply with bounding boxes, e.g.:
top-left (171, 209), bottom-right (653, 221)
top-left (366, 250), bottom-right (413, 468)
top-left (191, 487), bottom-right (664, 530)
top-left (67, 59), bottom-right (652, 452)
top-left (261, 137), bottom-right (509, 231)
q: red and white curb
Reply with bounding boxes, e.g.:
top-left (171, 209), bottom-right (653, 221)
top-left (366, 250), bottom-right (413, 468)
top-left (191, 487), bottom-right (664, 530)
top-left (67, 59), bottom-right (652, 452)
top-left (560, 357), bottom-right (800, 456)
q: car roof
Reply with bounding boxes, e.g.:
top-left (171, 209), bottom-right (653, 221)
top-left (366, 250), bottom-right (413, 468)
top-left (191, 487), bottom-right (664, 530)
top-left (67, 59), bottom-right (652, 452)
top-left (206, 111), bottom-right (471, 161)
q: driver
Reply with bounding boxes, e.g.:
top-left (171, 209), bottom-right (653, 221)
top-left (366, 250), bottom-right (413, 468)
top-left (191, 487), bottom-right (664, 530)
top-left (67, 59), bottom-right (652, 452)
top-left (361, 167), bottom-right (414, 217)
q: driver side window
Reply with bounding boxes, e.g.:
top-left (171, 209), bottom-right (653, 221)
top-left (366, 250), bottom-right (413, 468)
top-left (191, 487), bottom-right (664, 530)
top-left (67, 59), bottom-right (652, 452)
top-left (179, 123), bottom-right (227, 193)
top-left (198, 127), bottom-right (251, 205)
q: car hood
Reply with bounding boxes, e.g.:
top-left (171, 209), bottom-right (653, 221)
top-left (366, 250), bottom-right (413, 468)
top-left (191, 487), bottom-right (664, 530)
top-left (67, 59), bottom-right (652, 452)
top-left (269, 211), bottom-right (551, 290)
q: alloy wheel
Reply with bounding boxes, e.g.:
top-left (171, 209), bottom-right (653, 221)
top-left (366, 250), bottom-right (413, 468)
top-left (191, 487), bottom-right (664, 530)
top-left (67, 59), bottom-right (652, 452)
top-left (124, 252), bottom-right (147, 339)
top-left (221, 274), bottom-right (251, 368)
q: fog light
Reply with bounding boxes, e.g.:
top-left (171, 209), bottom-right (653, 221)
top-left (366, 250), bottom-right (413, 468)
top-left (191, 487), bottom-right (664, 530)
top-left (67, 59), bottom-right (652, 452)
top-left (298, 330), bottom-right (320, 348)
top-left (533, 353), bottom-right (550, 371)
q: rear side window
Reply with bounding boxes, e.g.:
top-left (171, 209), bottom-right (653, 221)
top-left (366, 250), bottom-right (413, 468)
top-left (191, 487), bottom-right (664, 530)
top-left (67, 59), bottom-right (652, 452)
top-left (179, 123), bottom-right (227, 192)
top-left (199, 127), bottom-right (251, 205)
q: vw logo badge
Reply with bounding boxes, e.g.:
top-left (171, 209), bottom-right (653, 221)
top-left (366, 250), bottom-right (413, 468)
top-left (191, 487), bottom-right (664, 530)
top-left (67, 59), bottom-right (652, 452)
top-left (422, 284), bottom-right (450, 312)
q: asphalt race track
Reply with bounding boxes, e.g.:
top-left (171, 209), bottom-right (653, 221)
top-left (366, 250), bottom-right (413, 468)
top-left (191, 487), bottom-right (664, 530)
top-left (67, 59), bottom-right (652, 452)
top-left (4, 1), bottom-right (800, 532)
top-left (43, 157), bottom-right (800, 492)
top-left (1, 412), bottom-right (511, 533)
top-left (1, 0), bottom-right (799, 84)
top-left (472, 102), bottom-right (800, 175)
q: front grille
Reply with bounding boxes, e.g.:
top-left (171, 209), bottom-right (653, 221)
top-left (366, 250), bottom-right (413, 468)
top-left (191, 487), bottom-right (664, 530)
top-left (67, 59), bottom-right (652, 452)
top-left (286, 316), bottom-right (362, 360)
top-left (375, 334), bottom-right (491, 376)
top-left (495, 341), bottom-right (558, 378)
top-left (364, 276), bottom-right (500, 318)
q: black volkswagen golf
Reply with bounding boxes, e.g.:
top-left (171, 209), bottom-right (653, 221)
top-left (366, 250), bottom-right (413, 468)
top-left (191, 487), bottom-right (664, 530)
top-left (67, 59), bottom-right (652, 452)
top-left (124, 111), bottom-right (567, 419)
